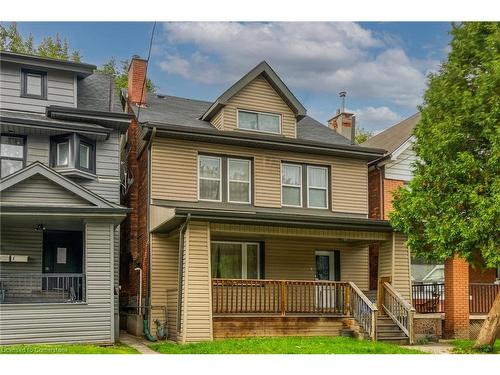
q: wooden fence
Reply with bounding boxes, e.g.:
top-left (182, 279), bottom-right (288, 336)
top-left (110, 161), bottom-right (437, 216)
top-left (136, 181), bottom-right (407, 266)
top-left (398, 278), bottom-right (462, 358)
top-left (469, 283), bottom-right (500, 314)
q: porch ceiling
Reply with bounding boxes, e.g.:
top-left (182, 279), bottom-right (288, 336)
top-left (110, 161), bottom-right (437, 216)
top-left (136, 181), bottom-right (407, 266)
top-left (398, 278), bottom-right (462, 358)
top-left (1, 215), bottom-right (85, 231)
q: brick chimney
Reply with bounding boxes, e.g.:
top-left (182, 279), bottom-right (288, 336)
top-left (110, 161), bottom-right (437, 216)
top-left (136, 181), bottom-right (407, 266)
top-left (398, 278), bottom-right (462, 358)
top-left (328, 91), bottom-right (356, 144)
top-left (127, 55), bottom-right (148, 106)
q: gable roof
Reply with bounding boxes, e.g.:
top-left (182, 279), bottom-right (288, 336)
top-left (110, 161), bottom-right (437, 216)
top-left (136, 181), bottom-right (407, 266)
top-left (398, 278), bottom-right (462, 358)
top-left (362, 112), bottom-right (421, 155)
top-left (0, 162), bottom-right (125, 210)
top-left (200, 61), bottom-right (307, 121)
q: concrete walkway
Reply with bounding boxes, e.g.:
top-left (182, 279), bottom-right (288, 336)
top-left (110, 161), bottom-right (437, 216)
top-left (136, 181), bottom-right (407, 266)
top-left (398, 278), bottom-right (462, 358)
top-left (119, 331), bottom-right (159, 354)
top-left (403, 341), bottom-right (454, 354)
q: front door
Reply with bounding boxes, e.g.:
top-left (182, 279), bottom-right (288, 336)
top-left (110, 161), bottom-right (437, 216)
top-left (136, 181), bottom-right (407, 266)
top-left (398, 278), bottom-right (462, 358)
top-left (315, 251), bottom-right (340, 310)
top-left (42, 230), bottom-right (83, 274)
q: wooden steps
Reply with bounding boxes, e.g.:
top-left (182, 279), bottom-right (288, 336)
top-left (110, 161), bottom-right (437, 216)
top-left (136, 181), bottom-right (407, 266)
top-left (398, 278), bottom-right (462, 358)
top-left (376, 315), bottom-right (409, 344)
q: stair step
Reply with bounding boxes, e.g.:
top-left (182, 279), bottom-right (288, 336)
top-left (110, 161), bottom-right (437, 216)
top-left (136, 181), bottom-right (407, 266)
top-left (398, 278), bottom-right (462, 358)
top-left (377, 338), bottom-right (409, 345)
top-left (377, 332), bottom-right (408, 338)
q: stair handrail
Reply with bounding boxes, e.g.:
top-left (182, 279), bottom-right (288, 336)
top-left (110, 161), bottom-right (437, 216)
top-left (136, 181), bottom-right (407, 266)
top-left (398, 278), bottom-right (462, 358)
top-left (382, 282), bottom-right (415, 344)
top-left (348, 282), bottom-right (378, 341)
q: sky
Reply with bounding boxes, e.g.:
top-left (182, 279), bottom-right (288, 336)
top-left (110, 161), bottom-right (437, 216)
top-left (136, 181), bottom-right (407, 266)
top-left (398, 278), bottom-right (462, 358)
top-left (7, 22), bottom-right (452, 133)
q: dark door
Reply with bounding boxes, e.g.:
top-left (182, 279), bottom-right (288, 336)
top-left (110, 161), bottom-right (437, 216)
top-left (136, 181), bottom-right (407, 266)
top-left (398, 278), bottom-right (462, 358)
top-left (316, 255), bottom-right (331, 280)
top-left (369, 245), bottom-right (379, 290)
top-left (43, 230), bottom-right (83, 274)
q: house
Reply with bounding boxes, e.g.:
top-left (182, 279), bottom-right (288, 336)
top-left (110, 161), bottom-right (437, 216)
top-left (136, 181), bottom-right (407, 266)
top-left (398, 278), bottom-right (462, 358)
top-left (363, 114), bottom-right (499, 339)
top-left (0, 52), bottom-right (131, 345)
top-left (121, 57), bottom-right (415, 344)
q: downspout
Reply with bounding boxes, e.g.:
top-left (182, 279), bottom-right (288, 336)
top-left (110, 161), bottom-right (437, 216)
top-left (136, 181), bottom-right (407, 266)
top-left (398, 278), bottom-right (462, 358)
top-left (176, 213), bottom-right (191, 336)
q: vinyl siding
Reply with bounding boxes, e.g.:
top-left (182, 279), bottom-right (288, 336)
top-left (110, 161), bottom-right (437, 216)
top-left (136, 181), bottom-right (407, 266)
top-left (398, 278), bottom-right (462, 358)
top-left (150, 233), bottom-right (179, 341)
top-left (0, 62), bottom-right (75, 113)
top-left (385, 146), bottom-right (416, 182)
top-left (182, 221), bottom-right (212, 342)
top-left (0, 220), bottom-right (115, 345)
top-left (392, 233), bottom-right (411, 301)
top-left (221, 76), bottom-right (297, 138)
top-left (151, 138), bottom-right (369, 215)
top-left (0, 228), bottom-right (42, 274)
top-left (210, 109), bottom-right (223, 130)
top-left (378, 239), bottom-right (393, 280)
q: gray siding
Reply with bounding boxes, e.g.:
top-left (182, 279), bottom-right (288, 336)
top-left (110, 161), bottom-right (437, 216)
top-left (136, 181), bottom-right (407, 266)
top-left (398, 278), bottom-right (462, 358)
top-left (0, 220), bottom-right (115, 345)
top-left (0, 228), bottom-right (42, 274)
top-left (385, 146), bottom-right (417, 182)
top-left (0, 62), bottom-right (76, 113)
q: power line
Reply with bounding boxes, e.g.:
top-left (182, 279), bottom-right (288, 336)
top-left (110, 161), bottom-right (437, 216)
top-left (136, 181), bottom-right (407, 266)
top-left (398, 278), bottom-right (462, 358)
top-left (136, 21), bottom-right (157, 121)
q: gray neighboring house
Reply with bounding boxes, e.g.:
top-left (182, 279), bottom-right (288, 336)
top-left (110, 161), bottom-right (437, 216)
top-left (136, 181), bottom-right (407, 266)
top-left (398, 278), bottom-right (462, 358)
top-left (0, 52), bottom-right (131, 345)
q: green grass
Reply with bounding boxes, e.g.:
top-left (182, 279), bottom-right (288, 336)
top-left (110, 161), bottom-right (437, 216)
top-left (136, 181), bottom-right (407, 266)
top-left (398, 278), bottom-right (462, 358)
top-left (0, 341), bottom-right (139, 354)
top-left (451, 339), bottom-right (500, 354)
top-left (150, 336), bottom-right (425, 354)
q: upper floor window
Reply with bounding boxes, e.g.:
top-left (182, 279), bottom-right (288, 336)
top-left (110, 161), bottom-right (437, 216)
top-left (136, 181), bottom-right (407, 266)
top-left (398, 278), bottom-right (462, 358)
top-left (21, 69), bottom-right (47, 99)
top-left (237, 110), bottom-right (281, 134)
top-left (281, 163), bottom-right (329, 209)
top-left (198, 154), bottom-right (252, 204)
top-left (50, 134), bottom-right (96, 174)
top-left (0, 135), bottom-right (25, 178)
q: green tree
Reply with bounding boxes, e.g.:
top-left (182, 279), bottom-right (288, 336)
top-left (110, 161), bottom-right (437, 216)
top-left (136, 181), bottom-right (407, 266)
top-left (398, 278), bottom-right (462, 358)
top-left (0, 23), bottom-right (81, 62)
top-left (355, 128), bottom-right (373, 144)
top-left (390, 22), bottom-right (500, 347)
top-left (96, 57), bottom-right (156, 93)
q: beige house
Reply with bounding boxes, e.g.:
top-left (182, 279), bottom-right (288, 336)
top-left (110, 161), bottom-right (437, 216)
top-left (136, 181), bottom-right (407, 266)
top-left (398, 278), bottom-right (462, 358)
top-left (121, 59), bottom-right (415, 344)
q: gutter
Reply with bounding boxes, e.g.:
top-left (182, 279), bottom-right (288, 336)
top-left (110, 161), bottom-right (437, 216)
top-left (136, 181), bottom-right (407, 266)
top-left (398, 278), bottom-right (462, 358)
top-left (145, 126), bottom-right (156, 334)
top-left (176, 213), bottom-right (191, 336)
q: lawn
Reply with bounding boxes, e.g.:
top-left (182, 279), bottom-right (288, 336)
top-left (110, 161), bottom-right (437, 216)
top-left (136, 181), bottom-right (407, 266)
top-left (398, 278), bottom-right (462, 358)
top-left (451, 339), bottom-right (500, 354)
top-left (0, 341), bottom-right (139, 354)
top-left (150, 336), bottom-right (424, 354)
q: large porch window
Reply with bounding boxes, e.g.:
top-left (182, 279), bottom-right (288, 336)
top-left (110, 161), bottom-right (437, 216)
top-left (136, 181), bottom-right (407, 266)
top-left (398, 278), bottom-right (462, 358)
top-left (211, 241), bottom-right (260, 279)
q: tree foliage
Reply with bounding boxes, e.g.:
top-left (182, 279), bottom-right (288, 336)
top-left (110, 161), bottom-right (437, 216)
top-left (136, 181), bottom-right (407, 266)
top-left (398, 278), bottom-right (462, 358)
top-left (96, 57), bottom-right (156, 94)
top-left (355, 128), bottom-right (373, 144)
top-left (0, 23), bottom-right (81, 62)
top-left (390, 22), bottom-right (500, 268)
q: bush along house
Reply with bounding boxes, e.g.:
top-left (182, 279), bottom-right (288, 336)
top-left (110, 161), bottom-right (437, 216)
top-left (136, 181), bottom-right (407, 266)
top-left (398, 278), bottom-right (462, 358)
top-left (121, 57), bottom-right (418, 344)
top-left (0, 52), bottom-right (131, 345)
top-left (363, 114), bottom-right (499, 340)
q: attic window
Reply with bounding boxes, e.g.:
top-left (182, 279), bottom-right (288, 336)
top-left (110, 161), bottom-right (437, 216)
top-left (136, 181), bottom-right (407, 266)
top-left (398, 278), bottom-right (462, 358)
top-left (21, 69), bottom-right (47, 99)
top-left (237, 110), bottom-right (281, 134)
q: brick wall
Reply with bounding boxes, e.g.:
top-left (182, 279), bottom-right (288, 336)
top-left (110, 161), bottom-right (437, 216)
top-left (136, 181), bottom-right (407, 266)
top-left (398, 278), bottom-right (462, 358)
top-left (383, 178), bottom-right (405, 220)
top-left (444, 255), bottom-right (470, 339)
top-left (368, 168), bottom-right (382, 219)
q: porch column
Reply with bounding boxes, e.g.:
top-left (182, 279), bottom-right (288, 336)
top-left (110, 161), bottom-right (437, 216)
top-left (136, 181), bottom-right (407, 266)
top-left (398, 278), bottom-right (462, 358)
top-left (444, 255), bottom-right (470, 339)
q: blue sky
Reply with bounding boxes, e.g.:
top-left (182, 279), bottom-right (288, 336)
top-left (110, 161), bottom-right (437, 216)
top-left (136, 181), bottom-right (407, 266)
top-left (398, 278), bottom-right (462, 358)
top-left (8, 22), bottom-right (452, 132)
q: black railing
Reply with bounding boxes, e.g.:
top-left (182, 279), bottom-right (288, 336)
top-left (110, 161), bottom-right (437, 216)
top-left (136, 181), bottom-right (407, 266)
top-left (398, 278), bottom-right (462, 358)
top-left (412, 283), bottom-right (444, 313)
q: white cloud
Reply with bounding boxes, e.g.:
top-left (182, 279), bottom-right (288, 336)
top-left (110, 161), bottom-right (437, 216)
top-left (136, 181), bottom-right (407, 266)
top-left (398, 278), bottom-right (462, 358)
top-left (349, 106), bottom-right (404, 133)
top-left (156, 22), bottom-right (433, 108)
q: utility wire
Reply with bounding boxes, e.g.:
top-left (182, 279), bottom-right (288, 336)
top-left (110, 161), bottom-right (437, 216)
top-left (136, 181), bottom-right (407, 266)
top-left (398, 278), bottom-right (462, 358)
top-left (136, 21), bottom-right (157, 121)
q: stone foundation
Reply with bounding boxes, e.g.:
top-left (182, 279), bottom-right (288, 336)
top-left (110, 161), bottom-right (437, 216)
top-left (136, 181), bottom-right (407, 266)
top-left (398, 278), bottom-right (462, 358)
top-left (414, 313), bottom-right (443, 342)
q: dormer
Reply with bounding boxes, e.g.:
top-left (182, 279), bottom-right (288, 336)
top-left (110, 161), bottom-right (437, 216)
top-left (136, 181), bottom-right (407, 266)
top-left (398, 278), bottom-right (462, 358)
top-left (200, 61), bottom-right (306, 138)
top-left (0, 51), bottom-right (95, 113)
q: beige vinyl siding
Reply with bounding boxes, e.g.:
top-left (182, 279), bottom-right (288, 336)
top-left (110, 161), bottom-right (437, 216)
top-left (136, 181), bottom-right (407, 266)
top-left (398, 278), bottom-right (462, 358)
top-left (150, 233), bottom-right (179, 341)
top-left (222, 76), bottom-right (297, 138)
top-left (378, 239), bottom-right (393, 280)
top-left (0, 221), bottom-right (114, 345)
top-left (0, 62), bottom-right (75, 113)
top-left (392, 233), bottom-right (411, 301)
top-left (210, 109), bottom-right (223, 130)
top-left (1, 175), bottom-right (91, 207)
top-left (151, 138), bottom-right (368, 215)
top-left (0, 228), bottom-right (42, 274)
top-left (182, 221), bottom-right (212, 342)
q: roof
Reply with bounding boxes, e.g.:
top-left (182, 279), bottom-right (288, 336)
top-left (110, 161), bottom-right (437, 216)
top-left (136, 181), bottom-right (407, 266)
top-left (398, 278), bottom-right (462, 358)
top-left (362, 113), bottom-right (421, 154)
top-left (201, 61), bottom-right (307, 121)
top-left (77, 72), bottom-right (123, 113)
top-left (0, 51), bottom-right (96, 77)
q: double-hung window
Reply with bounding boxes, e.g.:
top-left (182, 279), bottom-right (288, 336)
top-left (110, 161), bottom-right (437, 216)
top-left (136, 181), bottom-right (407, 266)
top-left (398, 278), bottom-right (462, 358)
top-left (21, 69), bottom-right (47, 99)
top-left (198, 155), bottom-right (252, 204)
top-left (237, 110), bottom-right (281, 134)
top-left (211, 242), bottom-right (261, 279)
top-left (0, 135), bottom-right (25, 178)
top-left (281, 163), bottom-right (329, 209)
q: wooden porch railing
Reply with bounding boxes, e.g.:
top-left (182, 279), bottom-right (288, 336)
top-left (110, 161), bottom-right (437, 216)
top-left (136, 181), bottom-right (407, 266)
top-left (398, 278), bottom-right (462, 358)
top-left (211, 278), bottom-right (378, 340)
top-left (381, 282), bottom-right (415, 344)
top-left (412, 283), bottom-right (445, 313)
top-left (470, 283), bottom-right (500, 314)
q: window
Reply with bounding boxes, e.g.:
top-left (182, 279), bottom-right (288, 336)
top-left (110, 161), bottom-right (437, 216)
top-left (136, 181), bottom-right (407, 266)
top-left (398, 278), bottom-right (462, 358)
top-left (281, 163), bottom-right (302, 207)
top-left (198, 155), bottom-right (222, 201)
top-left (50, 134), bottom-right (96, 174)
top-left (237, 110), bottom-right (281, 134)
top-left (281, 163), bottom-right (330, 209)
top-left (198, 155), bottom-right (252, 204)
top-left (21, 69), bottom-right (47, 99)
top-left (211, 242), bottom-right (261, 279)
top-left (0, 135), bottom-right (25, 178)
top-left (227, 158), bottom-right (251, 203)
top-left (307, 166), bottom-right (328, 209)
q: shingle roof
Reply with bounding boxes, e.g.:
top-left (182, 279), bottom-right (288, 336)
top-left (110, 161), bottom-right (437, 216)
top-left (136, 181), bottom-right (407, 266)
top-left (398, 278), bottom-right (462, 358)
top-left (361, 112), bottom-right (420, 154)
top-left (129, 92), bottom-right (352, 146)
top-left (77, 72), bottom-right (123, 114)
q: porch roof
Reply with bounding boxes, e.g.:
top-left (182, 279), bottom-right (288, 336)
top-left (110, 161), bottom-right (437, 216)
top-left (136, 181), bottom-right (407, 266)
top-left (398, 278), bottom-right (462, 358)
top-left (150, 202), bottom-right (393, 234)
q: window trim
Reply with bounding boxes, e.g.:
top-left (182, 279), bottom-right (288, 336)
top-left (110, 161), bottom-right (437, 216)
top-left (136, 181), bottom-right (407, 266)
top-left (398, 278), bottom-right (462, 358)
top-left (211, 241), bottom-right (261, 279)
top-left (198, 155), bottom-right (223, 202)
top-left (237, 109), bottom-right (282, 135)
top-left (306, 165), bottom-right (329, 209)
top-left (0, 134), bottom-right (27, 178)
top-left (227, 158), bottom-right (251, 204)
top-left (21, 68), bottom-right (48, 100)
top-left (281, 162), bottom-right (303, 208)
top-left (50, 133), bottom-right (96, 174)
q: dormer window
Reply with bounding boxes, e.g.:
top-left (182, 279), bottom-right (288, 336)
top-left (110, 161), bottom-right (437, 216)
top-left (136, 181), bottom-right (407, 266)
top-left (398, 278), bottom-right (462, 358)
top-left (237, 110), bottom-right (281, 134)
top-left (21, 69), bottom-right (47, 99)
top-left (50, 134), bottom-right (96, 176)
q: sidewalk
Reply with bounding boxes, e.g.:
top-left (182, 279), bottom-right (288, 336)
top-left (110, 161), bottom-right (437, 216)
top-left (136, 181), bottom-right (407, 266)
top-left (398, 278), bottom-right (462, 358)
top-left (119, 331), bottom-right (159, 354)
top-left (403, 341), bottom-right (454, 354)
